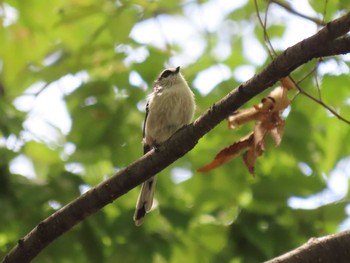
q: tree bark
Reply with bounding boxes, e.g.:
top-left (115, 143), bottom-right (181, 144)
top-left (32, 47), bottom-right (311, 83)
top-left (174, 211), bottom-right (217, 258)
top-left (3, 12), bottom-right (350, 263)
top-left (265, 230), bottom-right (350, 263)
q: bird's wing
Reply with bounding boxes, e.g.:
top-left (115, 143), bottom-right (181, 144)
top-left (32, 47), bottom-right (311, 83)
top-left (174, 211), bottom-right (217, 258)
top-left (143, 101), bottom-right (151, 154)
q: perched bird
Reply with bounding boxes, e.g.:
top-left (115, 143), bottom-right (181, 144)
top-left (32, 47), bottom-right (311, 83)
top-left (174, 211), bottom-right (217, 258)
top-left (133, 66), bottom-right (195, 226)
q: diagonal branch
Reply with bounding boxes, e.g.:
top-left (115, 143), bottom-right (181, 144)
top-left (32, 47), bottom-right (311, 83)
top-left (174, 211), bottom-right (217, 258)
top-left (3, 12), bottom-right (350, 263)
top-left (265, 230), bottom-right (350, 263)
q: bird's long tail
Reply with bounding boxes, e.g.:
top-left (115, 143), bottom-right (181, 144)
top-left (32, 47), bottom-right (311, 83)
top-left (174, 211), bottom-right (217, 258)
top-left (133, 176), bottom-right (157, 226)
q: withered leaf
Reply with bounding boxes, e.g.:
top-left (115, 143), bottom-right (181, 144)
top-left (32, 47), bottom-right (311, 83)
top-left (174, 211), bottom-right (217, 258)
top-left (270, 118), bottom-right (285, 146)
top-left (243, 146), bottom-right (256, 175)
top-left (197, 133), bottom-right (254, 173)
top-left (228, 83), bottom-right (290, 129)
top-left (228, 108), bottom-right (260, 129)
top-left (267, 86), bottom-right (290, 112)
top-left (280, 76), bottom-right (296, 90)
top-left (199, 78), bottom-right (292, 175)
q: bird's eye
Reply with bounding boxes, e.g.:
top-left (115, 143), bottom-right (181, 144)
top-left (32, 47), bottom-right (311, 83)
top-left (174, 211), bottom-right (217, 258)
top-left (160, 70), bottom-right (172, 79)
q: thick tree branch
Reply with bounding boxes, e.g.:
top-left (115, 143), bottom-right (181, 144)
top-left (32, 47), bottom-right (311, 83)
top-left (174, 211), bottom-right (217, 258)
top-left (3, 12), bottom-right (350, 263)
top-left (265, 230), bottom-right (350, 263)
top-left (322, 35), bottom-right (350, 56)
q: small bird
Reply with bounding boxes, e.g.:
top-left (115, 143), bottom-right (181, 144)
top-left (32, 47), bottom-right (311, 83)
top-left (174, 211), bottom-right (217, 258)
top-left (133, 66), bottom-right (195, 226)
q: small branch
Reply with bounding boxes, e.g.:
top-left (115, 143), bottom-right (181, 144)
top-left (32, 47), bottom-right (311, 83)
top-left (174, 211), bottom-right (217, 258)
top-left (294, 59), bottom-right (320, 86)
top-left (254, 0), bottom-right (277, 59)
top-left (265, 230), bottom-right (350, 263)
top-left (296, 87), bottom-right (350, 125)
top-left (3, 12), bottom-right (350, 263)
top-left (269, 0), bottom-right (326, 25)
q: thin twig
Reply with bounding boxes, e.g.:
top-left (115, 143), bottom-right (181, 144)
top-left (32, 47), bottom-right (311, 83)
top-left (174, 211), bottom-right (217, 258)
top-left (294, 61), bottom-right (319, 86)
top-left (269, 0), bottom-right (326, 26)
top-left (256, 1), bottom-right (350, 126)
top-left (34, 82), bottom-right (50, 97)
top-left (295, 82), bottom-right (350, 125)
top-left (254, 0), bottom-right (277, 59)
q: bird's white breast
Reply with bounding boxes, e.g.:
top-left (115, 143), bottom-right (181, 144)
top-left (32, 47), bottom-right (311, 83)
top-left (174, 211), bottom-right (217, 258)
top-left (144, 83), bottom-right (195, 145)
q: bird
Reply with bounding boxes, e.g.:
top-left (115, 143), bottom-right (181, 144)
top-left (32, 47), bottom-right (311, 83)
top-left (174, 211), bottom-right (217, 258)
top-left (133, 66), bottom-right (196, 226)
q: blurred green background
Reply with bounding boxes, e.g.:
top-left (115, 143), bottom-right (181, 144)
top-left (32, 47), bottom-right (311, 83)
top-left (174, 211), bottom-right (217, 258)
top-left (1, 0), bottom-right (350, 262)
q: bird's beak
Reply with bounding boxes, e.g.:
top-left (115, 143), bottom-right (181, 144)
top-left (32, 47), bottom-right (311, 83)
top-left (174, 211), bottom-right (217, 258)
top-left (175, 66), bottom-right (180, 73)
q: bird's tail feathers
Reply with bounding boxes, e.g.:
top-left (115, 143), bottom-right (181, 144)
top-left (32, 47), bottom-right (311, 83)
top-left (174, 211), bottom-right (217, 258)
top-left (133, 176), bottom-right (157, 226)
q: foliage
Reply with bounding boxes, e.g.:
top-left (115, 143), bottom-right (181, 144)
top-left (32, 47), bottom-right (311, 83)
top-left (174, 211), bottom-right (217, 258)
top-left (1, 0), bottom-right (350, 262)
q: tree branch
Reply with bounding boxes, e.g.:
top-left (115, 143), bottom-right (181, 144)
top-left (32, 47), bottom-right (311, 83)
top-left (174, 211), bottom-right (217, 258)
top-left (269, 0), bottom-right (326, 25)
top-left (3, 12), bottom-right (350, 263)
top-left (265, 230), bottom-right (350, 263)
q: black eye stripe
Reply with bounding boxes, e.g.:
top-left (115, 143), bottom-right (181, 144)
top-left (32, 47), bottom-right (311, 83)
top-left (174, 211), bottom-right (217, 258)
top-left (160, 70), bottom-right (172, 79)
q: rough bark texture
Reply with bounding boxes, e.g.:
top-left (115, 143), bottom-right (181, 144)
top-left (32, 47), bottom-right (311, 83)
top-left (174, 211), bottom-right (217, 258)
top-left (265, 230), bottom-right (350, 263)
top-left (2, 12), bottom-right (350, 263)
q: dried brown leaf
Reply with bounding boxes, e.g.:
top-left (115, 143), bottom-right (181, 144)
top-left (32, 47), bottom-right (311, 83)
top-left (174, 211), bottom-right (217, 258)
top-left (201, 79), bottom-right (292, 175)
top-left (228, 108), bottom-right (260, 129)
top-left (280, 76), bottom-right (296, 90)
top-left (269, 119), bottom-right (285, 146)
top-left (243, 146), bottom-right (257, 175)
top-left (228, 84), bottom-right (290, 129)
top-left (254, 121), bottom-right (267, 153)
top-left (258, 98), bottom-right (275, 112)
top-left (269, 86), bottom-right (290, 112)
top-left (197, 133), bottom-right (254, 173)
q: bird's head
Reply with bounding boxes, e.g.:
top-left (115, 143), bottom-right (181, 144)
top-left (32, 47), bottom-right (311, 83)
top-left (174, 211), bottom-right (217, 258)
top-left (155, 66), bottom-right (186, 88)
